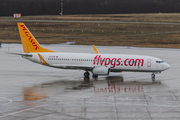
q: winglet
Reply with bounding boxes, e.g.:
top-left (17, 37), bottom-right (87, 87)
top-left (38, 54), bottom-right (48, 65)
top-left (93, 45), bottom-right (99, 54)
top-left (17, 23), bottom-right (54, 53)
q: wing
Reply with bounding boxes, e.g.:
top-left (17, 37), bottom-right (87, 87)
top-left (50, 64), bottom-right (94, 71)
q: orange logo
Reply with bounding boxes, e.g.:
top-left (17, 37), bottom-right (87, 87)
top-left (20, 25), bottom-right (39, 50)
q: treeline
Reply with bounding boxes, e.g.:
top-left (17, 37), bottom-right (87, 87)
top-left (1, 0), bottom-right (180, 16)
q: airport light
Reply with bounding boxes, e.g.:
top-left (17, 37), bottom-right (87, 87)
top-left (61, 0), bottom-right (63, 16)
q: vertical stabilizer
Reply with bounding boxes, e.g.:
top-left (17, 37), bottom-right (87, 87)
top-left (17, 23), bottom-right (54, 53)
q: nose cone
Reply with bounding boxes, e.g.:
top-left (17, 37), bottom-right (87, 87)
top-left (164, 63), bottom-right (170, 70)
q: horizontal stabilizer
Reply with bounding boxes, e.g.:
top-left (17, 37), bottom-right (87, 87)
top-left (7, 52), bottom-right (32, 57)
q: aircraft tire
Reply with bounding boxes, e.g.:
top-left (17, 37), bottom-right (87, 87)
top-left (84, 71), bottom-right (90, 78)
top-left (151, 74), bottom-right (155, 79)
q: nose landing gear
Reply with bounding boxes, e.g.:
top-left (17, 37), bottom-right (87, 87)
top-left (151, 73), bottom-right (155, 79)
top-left (151, 73), bottom-right (155, 81)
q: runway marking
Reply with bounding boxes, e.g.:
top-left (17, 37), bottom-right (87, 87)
top-left (139, 104), bottom-right (180, 120)
top-left (52, 95), bottom-right (178, 103)
top-left (0, 103), bottom-right (55, 118)
top-left (0, 99), bottom-right (49, 115)
top-left (0, 97), bottom-right (12, 106)
top-left (52, 95), bottom-right (180, 107)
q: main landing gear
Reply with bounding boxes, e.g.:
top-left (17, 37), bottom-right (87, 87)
top-left (84, 71), bottom-right (90, 78)
top-left (84, 71), bottom-right (98, 79)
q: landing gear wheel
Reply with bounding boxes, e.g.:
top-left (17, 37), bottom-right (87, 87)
top-left (151, 74), bottom-right (155, 79)
top-left (84, 71), bottom-right (90, 78)
top-left (92, 75), bottom-right (98, 79)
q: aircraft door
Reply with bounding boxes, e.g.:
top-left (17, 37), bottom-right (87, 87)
top-left (147, 59), bottom-right (151, 67)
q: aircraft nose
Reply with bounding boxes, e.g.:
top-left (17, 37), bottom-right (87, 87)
top-left (164, 63), bottom-right (170, 70)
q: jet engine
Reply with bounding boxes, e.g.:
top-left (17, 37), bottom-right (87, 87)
top-left (92, 66), bottom-right (110, 75)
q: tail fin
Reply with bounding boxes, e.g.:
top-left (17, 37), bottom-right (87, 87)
top-left (17, 23), bottom-right (54, 53)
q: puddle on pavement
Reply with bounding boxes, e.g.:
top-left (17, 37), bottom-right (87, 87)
top-left (23, 76), bottom-right (167, 103)
top-left (23, 87), bottom-right (46, 101)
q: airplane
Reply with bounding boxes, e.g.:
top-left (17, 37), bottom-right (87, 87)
top-left (13, 23), bottom-right (170, 80)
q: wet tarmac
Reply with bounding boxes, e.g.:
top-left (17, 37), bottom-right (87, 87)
top-left (0, 43), bottom-right (180, 120)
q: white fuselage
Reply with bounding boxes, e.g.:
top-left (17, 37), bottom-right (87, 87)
top-left (23, 52), bottom-right (170, 73)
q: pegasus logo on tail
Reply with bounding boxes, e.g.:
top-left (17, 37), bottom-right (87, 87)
top-left (20, 25), bottom-right (39, 50)
top-left (17, 23), bottom-right (54, 53)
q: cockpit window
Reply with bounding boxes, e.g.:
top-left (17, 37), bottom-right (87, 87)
top-left (156, 61), bottom-right (164, 63)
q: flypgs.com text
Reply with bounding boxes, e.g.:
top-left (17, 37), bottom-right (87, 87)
top-left (93, 55), bottom-right (144, 68)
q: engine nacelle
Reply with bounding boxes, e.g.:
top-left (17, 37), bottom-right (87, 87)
top-left (92, 66), bottom-right (110, 75)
